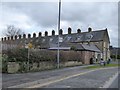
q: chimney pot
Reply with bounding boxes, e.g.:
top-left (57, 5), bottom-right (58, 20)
top-left (68, 27), bottom-right (72, 34)
top-left (28, 34), bottom-right (31, 38)
top-left (33, 33), bottom-right (36, 38)
top-left (88, 27), bottom-right (92, 32)
top-left (4, 37), bottom-right (6, 41)
top-left (15, 35), bottom-right (17, 40)
top-left (52, 30), bottom-right (55, 36)
top-left (45, 31), bottom-right (48, 36)
top-left (77, 29), bottom-right (81, 33)
top-left (39, 32), bottom-right (42, 37)
top-left (19, 35), bottom-right (21, 39)
top-left (7, 37), bottom-right (10, 40)
top-left (59, 29), bottom-right (63, 35)
top-left (23, 34), bottom-right (26, 38)
top-left (2, 38), bottom-right (3, 41)
top-left (11, 36), bottom-right (13, 40)
top-left (105, 28), bottom-right (107, 30)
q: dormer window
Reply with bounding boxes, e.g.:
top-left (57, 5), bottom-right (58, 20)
top-left (67, 36), bottom-right (72, 41)
top-left (50, 38), bottom-right (53, 42)
top-left (77, 36), bottom-right (81, 41)
top-left (86, 34), bottom-right (93, 41)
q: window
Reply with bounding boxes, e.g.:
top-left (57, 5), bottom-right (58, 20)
top-left (86, 34), bottom-right (93, 41)
top-left (77, 36), bottom-right (81, 41)
top-left (67, 36), bottom-right (72, 41)
top-left (50, 38), bottom-right (53, 42)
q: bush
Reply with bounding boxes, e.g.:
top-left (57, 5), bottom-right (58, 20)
top-left (5, 48), bottom-right (28, 62)
top-left (2, 54), bottom-right (8, 73)
top-left (2, 49), bottom-right (82, 73)
top-left (18, 62), bottom-right (28, 73)
top-left (110, 54), bottom-right (120, 59)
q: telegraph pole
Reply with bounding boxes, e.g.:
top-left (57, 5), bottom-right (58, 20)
top-left (115, 48), bottom-right (118, 61)
top-left (57, 0), bottom-right (61, 69)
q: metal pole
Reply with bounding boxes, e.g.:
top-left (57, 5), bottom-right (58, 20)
top-left (115, 48), bottom-right (118, 61)
top-left (28, 48), bottom-right (29, 71)
top-left (57, 0), bottom-right (61, 69)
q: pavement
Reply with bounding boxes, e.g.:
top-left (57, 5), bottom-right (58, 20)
top-left (2, 63), bottom-right (119, 89)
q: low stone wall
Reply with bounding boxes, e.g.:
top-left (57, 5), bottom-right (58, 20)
top-left (7, 61), bottom-right (82, 73)
top-left (8, 62), bottom-right (19, 73)
top-left (65, 61), bottom-right (82, 67)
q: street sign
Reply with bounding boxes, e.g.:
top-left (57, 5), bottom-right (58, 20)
top-left (28, 43), bottom-right (33, 49)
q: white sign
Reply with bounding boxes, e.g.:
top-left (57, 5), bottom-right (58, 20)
top-left (59, 37), bottom-right (63, 42)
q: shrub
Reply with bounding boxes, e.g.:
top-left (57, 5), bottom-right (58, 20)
top-left (2, 54), bottom-right (8, 73)
top-left (18, 62), bottom-right (28, 73)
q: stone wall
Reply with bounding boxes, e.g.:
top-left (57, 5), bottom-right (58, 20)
top-left (7, 61), bottom-right (83, 73)
top-left (81, 51), bottom-right (95, 64)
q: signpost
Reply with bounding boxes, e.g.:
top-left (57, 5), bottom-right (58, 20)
top-left (57, 0), bottom-right (61, 69)
top-left (27, 42), bottom-right (33, 71)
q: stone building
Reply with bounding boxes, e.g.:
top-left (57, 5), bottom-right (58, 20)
top-left (1, 27), bottom-right (110, 64)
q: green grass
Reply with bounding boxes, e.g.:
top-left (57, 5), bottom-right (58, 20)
top-left (84, 63), bottom-right (119, 69)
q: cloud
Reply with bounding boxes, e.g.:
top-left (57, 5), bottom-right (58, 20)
top-left (0, 2), bottom-right (118, 47)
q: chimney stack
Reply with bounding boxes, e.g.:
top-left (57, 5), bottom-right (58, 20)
top-left (2, 38), bottom-right (3, 41)
top-left (11, 36), bottom-right (13, 40)
top-left (28, 34), bottom-right (31, 38)
top-left (23, 34), bottom-right (26, 38)
top-left (105, 28), bottom-right (107, 30)
top-left (45, 31), bottom-right (48, 36)
top-left (59, 29), bottom-right (63, 35)
top-left (88, 27), bottom-right (92, 32)
top-left (15, 35), bottom-right (17, 40)
top-left (7, 37), bottom-right (10, 40)
top-left (77, 29), bottom-right (81, 33)
top-left (33, 33), bottom-right (36, 38)
top-left (68, 27), bottom-right (72, 34)
top-left (19, 35), bottom-right (21, 39)
top-left (52, 30), bottom-right (55, 36)
top-left (39, 32), bottom-right (42, 37)
top-left (4, 37), bottom-right (6, 41)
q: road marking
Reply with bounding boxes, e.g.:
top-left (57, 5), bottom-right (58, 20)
top-left (28, 67), bottom-right (117, 88)
top-left (101, 72), bottom-right (118, 88)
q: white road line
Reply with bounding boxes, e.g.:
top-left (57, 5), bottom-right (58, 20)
top-left (101, 72), bottom-right (118, 88)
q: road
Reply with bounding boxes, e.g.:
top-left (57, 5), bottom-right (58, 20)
top-left (2, 65), bottom-right (119, 88)
top-left (29, 67), bottom-right (118, 88)
top-left (108, 73), bottom-right (119, 88)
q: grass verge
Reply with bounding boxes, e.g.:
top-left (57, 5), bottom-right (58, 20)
top-left (84, 63), bottom-right (119, 69)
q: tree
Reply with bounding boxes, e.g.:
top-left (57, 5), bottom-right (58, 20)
top-left (3, 25), bottom-right (24, 37)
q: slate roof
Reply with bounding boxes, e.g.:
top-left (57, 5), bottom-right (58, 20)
top-left (5, 29), bottom-right (109, 50)
top-left (48, 42), bottom-right (101, 52)
top-left (81, 44), bottom-right (101, 52)
top-left (45, 29), bottom-right (109, 45)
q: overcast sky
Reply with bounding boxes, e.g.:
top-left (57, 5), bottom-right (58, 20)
top-left (0, 1), bottom-right (118, 47)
